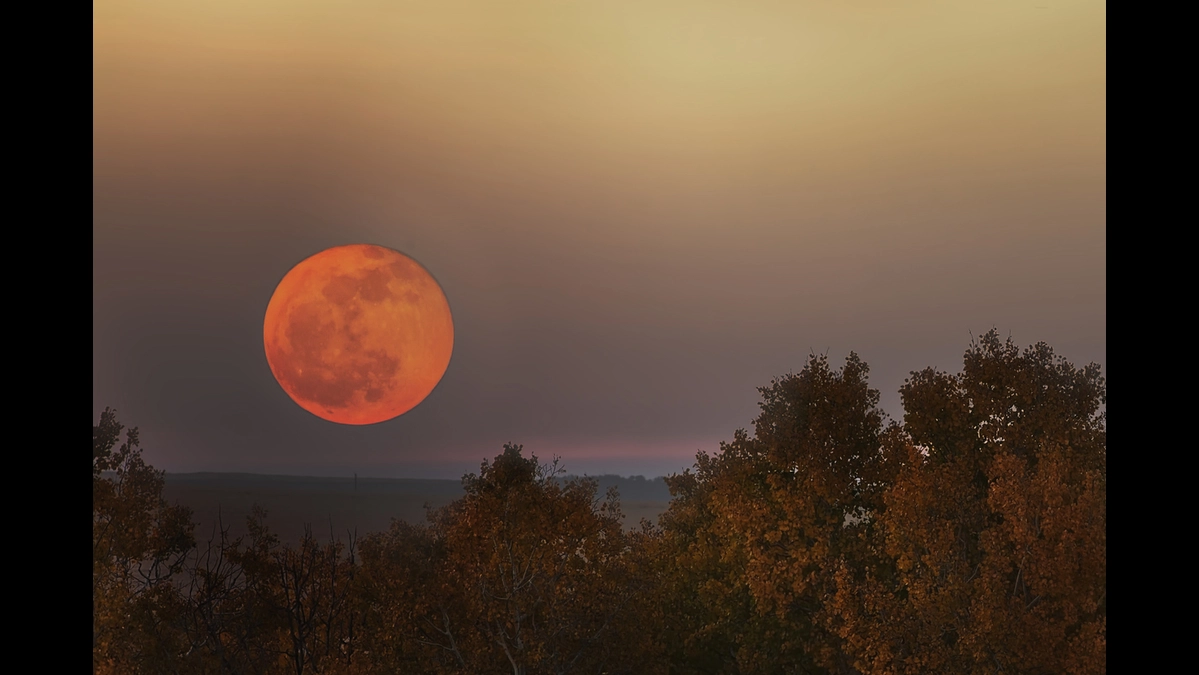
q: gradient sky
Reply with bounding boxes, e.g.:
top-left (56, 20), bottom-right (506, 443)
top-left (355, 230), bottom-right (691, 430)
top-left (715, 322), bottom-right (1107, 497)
top-left (93, 0), bottom-right (1106, 479)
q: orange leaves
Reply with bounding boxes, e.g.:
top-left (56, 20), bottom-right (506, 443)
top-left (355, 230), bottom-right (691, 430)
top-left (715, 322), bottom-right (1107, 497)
top-left (655, 353), bottom-right (895, 673)
top-left (94, 330), bottom-right (1104, 674)
top-left (655, 331), bottom-right (1105, 674)
top-left (842, 331), bottom-right (1107, 674)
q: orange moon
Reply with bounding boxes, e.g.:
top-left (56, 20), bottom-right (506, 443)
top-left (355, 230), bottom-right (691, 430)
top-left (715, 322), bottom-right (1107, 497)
top-left (263, 244), bottom-right (454, 425)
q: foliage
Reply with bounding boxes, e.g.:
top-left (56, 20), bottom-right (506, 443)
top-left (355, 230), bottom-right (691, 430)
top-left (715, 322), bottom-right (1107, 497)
top-left (93, 408), bottom-right (195, 674)
top-left (829, 332), bottom-right (1106, 674)
top-left (93, 330), bottom-right (1106, 674)
top-left (356, 444), bottom-right (662, 674)
top-left (654, 352), bottom-right (897, 674)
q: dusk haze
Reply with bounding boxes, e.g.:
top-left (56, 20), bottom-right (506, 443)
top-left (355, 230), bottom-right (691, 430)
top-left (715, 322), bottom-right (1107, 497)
top-left (94, 2), bottom-right (1105, 673)
top-left (94, 0), bottom-right (1104, 479)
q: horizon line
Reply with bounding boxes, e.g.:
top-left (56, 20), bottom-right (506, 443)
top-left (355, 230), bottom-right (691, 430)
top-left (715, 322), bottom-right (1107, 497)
top-left (156, 470), bottom-right (677, 481)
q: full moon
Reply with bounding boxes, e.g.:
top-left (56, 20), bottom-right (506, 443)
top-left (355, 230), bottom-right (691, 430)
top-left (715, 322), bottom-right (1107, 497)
top-left (263, 244), bottom-right (454, 425)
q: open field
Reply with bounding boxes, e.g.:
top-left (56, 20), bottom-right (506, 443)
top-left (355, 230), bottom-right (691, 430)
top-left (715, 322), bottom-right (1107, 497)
top-left (162, 473), bottom-right (673, 547)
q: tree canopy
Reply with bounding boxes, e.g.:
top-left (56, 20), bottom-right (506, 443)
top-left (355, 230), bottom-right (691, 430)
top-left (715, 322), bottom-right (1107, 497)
top-left (93, 330), bottom-right (1105, 674)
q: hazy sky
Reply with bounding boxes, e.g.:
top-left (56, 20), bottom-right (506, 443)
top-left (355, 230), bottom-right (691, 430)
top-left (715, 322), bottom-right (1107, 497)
top-left (93, 0), bottom-right (1106, 479)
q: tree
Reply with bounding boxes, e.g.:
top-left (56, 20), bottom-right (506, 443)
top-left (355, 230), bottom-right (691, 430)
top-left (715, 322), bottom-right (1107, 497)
top-left (656, 353), bottom-right (895, 674)
top-left (93, 330), bottom-right (1106, 674)
top-left (229, 509), bottom-right (361, 675)
top-left (653, 439), bottom-right (799, 674)
top-left (165, 503), bottom-right (364, 675)
top-left (356, 518), bottom-right (452, 671)
top-left (93, 408), bottom-right (195, 673)
top-left (830, 331), bottom-right (1106, 674)
top-left (357, 444), bottom-right (662, 674)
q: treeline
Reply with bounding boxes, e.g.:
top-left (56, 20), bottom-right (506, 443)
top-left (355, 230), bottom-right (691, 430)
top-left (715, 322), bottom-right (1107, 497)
top-left (93, 331), bottom-right (1106, 674)
top-left (557, 475), bottom-right (670, 502)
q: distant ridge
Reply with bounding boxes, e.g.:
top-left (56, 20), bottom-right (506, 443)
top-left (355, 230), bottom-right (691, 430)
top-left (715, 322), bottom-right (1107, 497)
top-left (559, 474), bottom-right (672, 502)
top-left (154, 472), bottom-right (673, 502)
top-left (147, 471), bottom-right (671, 546)
top-left (164, 471), bottom-right (460, 483)
top-left (161, 472), bottom-right (463, 497)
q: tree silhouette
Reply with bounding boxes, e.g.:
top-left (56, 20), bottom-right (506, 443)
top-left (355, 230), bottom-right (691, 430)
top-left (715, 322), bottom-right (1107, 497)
top-left (93, 408), bottom-right (195, 673)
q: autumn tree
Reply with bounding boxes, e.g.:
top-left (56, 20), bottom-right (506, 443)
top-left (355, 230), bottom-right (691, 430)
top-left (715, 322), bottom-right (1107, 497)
top-left (655, 353), bottom-right (895, 674)
top-left (356, 444), bottom-right (662, 674)
top-left (93, 408), bottom-right (195, 673)
top-left (830, 331), bottom-right (1106, 674)
top-left (653, 440), bottom-right (802, 674)
top-left (93, 330), bottom-right (1105, 675)
top-left (355, 518), bottom-right (451, 671)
